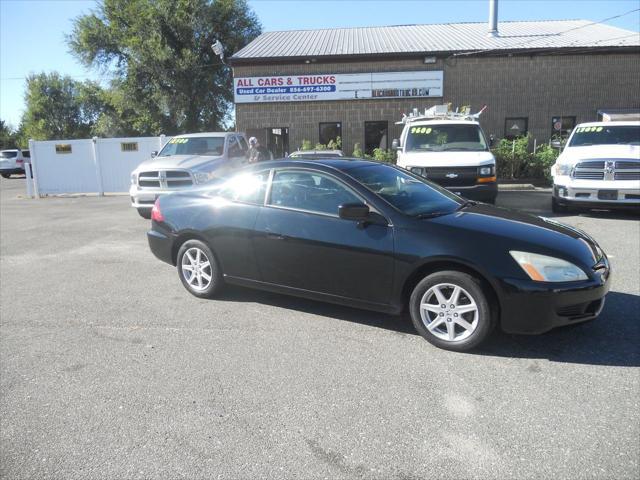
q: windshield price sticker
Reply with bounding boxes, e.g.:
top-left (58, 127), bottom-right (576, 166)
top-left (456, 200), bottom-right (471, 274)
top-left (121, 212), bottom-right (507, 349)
top-left (169, 138), bottom-right (189, 144)
top-left (411, 127), bottom-right (433, 134)
top-left (576, 127), bottom-right (604, 133)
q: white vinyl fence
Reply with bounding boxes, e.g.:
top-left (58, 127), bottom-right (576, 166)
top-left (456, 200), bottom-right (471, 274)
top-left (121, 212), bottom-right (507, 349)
top-left (27, 135), bottom-right (168, 196)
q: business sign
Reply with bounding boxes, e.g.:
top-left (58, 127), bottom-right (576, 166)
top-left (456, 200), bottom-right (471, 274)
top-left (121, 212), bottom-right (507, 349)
top-left (233, 71), bottom-right (443, 104)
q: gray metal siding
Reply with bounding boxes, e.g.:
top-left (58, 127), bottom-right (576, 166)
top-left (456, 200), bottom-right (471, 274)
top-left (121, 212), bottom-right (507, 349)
top-left (231, 20), bottom-right (640, 60)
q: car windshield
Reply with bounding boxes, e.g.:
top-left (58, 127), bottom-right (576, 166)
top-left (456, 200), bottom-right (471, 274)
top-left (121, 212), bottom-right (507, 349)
top-left (1, 151), bottom-right (17, 158)
top-left (347, 164), bottom-right (463, 216)
top-left (159, 137), bottom-right (225, 156)
top-left (405, 124), bottom-right (488, 152)
top-left (569, 125), bottom-right (640, 146)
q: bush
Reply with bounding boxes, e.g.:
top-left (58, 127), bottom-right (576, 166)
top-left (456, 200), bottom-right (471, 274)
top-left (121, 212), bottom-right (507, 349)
top-left (528, 143), bottom-right (558, 181)
top-left (492, 135), bottom-right (530, 179)
top-left (301, 139), bottom-right (312, 151)
top-left (372, 148), bottom-right (396, 164)
top-left (327, 136), bottom-right (342, 150)
top-left (352, 143), bottom-right (363, 158)
top-left (314, 142), bottom-right (328, 150)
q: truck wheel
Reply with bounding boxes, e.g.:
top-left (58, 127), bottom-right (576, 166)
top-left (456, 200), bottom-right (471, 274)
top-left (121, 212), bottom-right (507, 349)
top-left (551, 196), bottom-right (568, 213)
top-left (137, 208), bottom-right (151, 219)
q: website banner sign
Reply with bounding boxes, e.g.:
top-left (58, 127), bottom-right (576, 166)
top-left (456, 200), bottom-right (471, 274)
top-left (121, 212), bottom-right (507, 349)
top-left (234, 71), bottom-right (443, 104)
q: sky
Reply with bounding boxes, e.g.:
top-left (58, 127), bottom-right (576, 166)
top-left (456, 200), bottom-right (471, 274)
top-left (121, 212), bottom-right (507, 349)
top-left (1, 0), bottom-right (639, 127)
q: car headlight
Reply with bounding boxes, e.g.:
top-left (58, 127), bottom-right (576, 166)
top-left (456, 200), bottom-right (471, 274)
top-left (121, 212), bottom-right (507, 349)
top-left (510, 251), bottom-right (588, 282)
top-left (130, 172), bottom-right (137, 185)
top-left (479, 166), bottom-right (494, 176)
top-left (554, 163), bottom-right (572, 176)
top-left (194, 171), bottom-right (215, 184)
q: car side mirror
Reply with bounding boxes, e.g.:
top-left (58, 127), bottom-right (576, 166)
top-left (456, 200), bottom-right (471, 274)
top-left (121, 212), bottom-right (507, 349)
top-left (489, 135), bottom-right (495, 147)
top-left (550, 140), bottom-right (562, 149)
top-left (339, 203), bottom-right (370, 221)
top-left (150, 150), bottom-right (158, 157)
top-left (391, 139), bottom-right (401, 150)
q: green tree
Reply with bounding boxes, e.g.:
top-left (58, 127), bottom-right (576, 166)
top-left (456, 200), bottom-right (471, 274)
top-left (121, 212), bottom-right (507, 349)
top-left (21, 72), bottom-right (105, 141)
top-left (0, 120), bottom-right (20, 149)
top-left (68, 0), bottom-right (261, 135)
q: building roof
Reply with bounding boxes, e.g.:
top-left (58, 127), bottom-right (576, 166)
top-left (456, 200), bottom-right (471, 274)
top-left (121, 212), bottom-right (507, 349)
top-left (230, 20), bottom-right (640, 62)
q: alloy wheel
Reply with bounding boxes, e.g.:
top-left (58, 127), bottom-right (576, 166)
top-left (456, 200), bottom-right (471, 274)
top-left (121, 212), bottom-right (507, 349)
top-left (419, 283), bottom-right (479, 342)
top-left (181, 247), bottom-right (213, 292)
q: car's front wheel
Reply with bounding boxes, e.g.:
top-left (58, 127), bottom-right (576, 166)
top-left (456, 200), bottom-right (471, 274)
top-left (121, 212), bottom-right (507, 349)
top-left (1, 173), bottom-right (11, 179)
top-left (409, 271), bottom-right (494, 351)
top-left (551, 196), bottom-right (569, 213)
top-left (177, 240), bottom-right (222, 298)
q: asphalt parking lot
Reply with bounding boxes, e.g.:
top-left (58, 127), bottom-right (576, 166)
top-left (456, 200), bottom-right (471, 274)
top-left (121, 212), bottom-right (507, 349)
top-left (1, 176), bottom-right (639, 480)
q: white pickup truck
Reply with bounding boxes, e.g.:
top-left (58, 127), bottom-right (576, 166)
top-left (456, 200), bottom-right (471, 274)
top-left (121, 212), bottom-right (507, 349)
top-left (551, 121), bottom-right (640, 212)
top-left (130, 132), bottom-right (248, 218)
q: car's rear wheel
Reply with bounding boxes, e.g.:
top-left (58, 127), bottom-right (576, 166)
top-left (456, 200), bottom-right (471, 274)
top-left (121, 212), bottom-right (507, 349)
top-left (1, 173), bottom-right (10, 179)
top-left (177, 240), bottom-right (222, 298)
top-left (137, 208), bottom-right (151, 219)
top-left (409, 271), bottom-right (494, 351)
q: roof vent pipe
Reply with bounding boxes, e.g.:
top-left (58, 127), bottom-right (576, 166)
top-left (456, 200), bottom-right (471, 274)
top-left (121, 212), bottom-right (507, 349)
top-left (488, 0), bottom-right (499, 37)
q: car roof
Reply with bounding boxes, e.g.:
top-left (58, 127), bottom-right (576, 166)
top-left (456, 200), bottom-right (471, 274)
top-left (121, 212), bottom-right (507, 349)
top-left (174, 132), bottom-right (236, 138)
top-left (260, 158), bottom-right (382, 172)
top-left (404, 120), bottom-right (480, 126)
top-left (1, 149), bottom-right (19, 152)
top-left (290, 150), bottom-right (343, 155)
top-left (575, 121), bottom-right (640, 127)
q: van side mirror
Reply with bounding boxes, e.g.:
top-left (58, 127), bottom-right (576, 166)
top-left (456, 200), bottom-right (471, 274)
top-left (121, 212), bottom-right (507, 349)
top-left (550, 140), bottom-right (562, 149)
top-left (150, 150), bottom-right (158, 157)
top-left (391, 139), bottom-right (401, 150)
top-left (489, 135), bottom-right (495, 147)
top-left (339, 203), bottom-right (370, 221)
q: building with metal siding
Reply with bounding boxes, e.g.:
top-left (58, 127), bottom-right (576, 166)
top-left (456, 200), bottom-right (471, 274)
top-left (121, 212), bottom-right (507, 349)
top-left (229, 20), bottom-right (640, 157)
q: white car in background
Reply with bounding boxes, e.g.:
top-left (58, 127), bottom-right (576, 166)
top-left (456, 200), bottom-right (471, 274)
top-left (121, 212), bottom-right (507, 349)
top-left (0, 149), bottom-right (30, 178)
top-left (551, 121), bottom-right (640, 212)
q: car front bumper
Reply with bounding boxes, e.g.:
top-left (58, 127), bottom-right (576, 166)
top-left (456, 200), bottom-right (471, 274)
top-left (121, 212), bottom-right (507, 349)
top-left (553, 177), bottom-right (640, 207)
top-left (130, 184), bottom-right (185, 209)
top-left (497, 258), bottom-right (612, 334)
top-left (444, 182), bottom-right (498, 202)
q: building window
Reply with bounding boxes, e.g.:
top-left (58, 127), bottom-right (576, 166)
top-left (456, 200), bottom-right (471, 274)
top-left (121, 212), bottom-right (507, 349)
top-left (551, 116), bottom-right (576, 140)
top-left (504, 118), bottom-right (528, 139)
top-left (364, 121), bottom-right (388, 154)
top-left (319, 122), bottom-right (342, 148)
top-left (121, 142), bottom-right (138, 152)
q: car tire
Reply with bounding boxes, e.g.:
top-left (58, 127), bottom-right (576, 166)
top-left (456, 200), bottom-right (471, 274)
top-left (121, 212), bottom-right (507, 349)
top-left (1, 173), bottom-right (10, 179)
top-left (551, 196), bottom-right (569, 213)
top-left (409, 271), bottom-right (494, 352)
top-left (137, 208), bottom-right (151, 219)
top-left (177, 239), bottom-right (223, 299)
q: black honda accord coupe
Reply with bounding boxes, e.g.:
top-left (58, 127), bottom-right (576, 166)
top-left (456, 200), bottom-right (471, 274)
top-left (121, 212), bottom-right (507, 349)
top-left (147, 159), bottom-right (611, 351)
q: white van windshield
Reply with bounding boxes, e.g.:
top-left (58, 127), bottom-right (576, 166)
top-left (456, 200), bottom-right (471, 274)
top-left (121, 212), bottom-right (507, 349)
top-left (569, 125), bottom-right (640, 147)
top-left (159, 137), bottom-right (225, 156)
top-left (405, 124), bottom-right (488, 152)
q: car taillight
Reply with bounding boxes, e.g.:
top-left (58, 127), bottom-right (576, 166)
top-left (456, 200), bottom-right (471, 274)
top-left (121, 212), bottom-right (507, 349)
top-left (151, 199), bottom-right (164, 222)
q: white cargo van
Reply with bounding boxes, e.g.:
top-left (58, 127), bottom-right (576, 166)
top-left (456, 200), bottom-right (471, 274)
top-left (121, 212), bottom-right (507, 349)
top-left (393, 106), bottom-right (497, 203)
top-left (550, 121), bottom-right (640, 212)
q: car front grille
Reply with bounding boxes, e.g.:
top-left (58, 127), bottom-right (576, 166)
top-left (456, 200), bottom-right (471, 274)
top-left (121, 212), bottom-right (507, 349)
top-left (572, 159), bottom-right (640, 181)
top-left (137, 170), bottom-right (193, 189)
top-left (410, 166), bottom-right (479, 187)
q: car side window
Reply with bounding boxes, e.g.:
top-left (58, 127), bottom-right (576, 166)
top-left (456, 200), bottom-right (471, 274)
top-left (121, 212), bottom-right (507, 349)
top-left (228, 137), bottom-right (242, 157)
top-left (237, 136), bottom-right (248, 153)
top-left (217, 170), bottom-right (269, 205)
top-left (269, 170), bottom-right (360, 215)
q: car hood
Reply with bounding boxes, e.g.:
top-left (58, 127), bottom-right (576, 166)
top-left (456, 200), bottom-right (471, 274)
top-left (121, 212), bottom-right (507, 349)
top-left (134, 154), bottom-right (224, 172)
top-left (399, 151), bottom-right (494, 167)
top-left (429, 203), bottom-right (602, 269)
top-left (558, 144), bottom-right (640, 164)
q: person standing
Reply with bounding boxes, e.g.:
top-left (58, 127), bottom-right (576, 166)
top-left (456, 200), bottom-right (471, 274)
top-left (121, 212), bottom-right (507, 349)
top-left (248, 137), bottom-right (271, 163)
